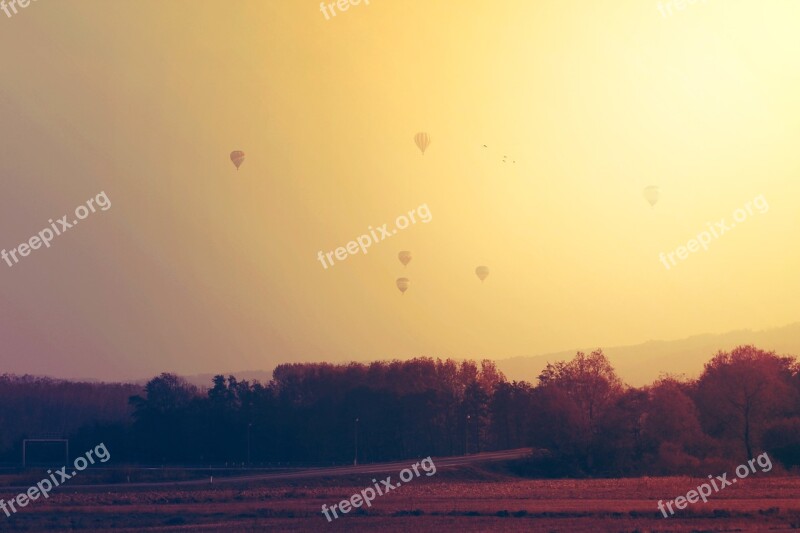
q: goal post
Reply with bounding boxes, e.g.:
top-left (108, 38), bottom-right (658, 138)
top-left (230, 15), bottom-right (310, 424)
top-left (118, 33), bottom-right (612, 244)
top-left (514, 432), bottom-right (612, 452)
top-left (22, 439), bottom-right (69, 467)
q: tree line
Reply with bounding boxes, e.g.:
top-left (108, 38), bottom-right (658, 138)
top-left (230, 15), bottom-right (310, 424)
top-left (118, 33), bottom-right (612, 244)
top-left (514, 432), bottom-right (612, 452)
top-left (3, 345), bottom-right (800, 475)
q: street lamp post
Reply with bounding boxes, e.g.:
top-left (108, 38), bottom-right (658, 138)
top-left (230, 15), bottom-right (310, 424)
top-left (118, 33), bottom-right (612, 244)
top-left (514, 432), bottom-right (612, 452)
top-left (465, 415), bottom-right (471, 455)
top-left (354, 418), bottom-right (359, 466)
top-left (475, 417), bottom-right (480, 453)
top-left (247, 423), bottom-right (253, 466)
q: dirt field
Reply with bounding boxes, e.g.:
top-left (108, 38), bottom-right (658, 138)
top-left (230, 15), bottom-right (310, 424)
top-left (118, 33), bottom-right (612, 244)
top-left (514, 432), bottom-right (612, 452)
top-left (2, 467), bottom-right (799, 532)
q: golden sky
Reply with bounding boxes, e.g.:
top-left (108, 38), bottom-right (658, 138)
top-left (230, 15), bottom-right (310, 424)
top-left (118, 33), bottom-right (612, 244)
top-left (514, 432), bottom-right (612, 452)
top-left (1, 0), bottom-right (798, 380)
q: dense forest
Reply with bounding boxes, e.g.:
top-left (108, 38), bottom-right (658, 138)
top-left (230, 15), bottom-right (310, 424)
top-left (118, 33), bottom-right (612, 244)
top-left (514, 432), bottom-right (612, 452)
top-left (3, 345), bottom-right (799, 476)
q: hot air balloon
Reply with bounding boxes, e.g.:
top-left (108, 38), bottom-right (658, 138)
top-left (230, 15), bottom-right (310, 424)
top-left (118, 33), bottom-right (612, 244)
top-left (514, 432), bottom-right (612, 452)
top-left (396, 277), bottom-right (410, 295)
top-left (643, 186), bottom-right (660, 207)
top-left (398, 251), bottom-right (412, 266)
top-left (230, 151), bottom-right (246, 170)
top-left (475, 266), bottom-right (489, 282)
top-left (414, 132), bottom-right (430, 155)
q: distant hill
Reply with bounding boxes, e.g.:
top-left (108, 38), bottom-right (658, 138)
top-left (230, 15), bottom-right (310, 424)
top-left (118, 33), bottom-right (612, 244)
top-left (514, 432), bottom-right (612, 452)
top-left (494, 322), bottom-right (800, 386)
top-left (168, 323), bottom-right (800, 389)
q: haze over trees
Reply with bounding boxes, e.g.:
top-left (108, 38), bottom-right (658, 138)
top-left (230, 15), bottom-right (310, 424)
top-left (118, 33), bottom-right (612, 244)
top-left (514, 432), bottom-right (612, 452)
top-left (2, 346), bottom-right (799, 475)
top-left (0, 375), bottom-right (138, 460)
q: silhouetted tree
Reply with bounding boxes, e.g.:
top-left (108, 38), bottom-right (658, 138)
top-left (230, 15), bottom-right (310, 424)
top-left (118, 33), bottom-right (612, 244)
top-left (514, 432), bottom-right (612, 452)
top-left (536, 350), bottom-right (624, 470)
top-left (696, 346), bottom-right (797, 460)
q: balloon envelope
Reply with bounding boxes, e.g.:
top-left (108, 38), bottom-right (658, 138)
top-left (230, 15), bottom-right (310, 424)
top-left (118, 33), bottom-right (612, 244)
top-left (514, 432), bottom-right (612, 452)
top-left (396, 277), bottom-right (410, 294)
top-left (475, 266), bottom-right (489, 282)
top-left (230, 150), bottom-right (246, 170)
top-left (414, 132), bottom-right (430, 155)
top-left (643, 185), bottom-right (660, 207)
top-left (398, 251), bottom-right (412, 266)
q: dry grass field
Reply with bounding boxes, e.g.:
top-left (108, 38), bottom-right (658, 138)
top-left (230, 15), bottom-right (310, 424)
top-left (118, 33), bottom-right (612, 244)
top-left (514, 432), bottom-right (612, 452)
top-left (2, 466), bottom-right (799, 532)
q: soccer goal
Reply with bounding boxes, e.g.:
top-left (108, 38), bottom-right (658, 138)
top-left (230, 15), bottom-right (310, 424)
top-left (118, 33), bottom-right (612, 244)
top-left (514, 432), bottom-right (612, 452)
top-left (22, 438), bottom-right (69, 467)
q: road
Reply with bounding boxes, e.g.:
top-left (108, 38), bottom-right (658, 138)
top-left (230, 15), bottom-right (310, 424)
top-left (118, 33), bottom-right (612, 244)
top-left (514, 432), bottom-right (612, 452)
top-left (2, 448), bottom-right (534, 493)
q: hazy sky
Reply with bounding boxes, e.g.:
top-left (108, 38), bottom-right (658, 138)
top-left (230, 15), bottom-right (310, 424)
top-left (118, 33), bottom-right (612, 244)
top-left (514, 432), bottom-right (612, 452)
top-left (1, 0), bottom-right (798, 381)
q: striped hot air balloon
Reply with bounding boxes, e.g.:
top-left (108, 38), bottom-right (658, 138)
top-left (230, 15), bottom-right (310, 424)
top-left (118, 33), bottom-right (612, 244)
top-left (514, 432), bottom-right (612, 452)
top-left (396, 277), bottom-right (410, 294)
top-left (230, 150), bottom-right (246, 170)
top-left (414, 132), bottom-right (430, 155)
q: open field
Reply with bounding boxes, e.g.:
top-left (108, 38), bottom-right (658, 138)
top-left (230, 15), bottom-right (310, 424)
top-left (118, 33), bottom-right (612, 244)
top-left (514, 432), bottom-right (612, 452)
top-left (2, 465), bottom-right (799, 532)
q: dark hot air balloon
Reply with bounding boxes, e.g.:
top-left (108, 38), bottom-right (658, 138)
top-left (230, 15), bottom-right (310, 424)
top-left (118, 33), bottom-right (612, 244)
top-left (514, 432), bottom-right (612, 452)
top-left (230, 151), bottom-right (246, 170)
